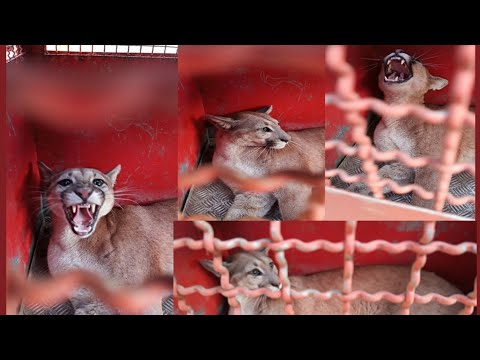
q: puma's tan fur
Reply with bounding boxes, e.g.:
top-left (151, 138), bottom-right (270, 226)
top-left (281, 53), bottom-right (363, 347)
top-left (207, 106), bottom-right (324, 220)
top-left (348, 50), bottom-right (475, 210)
top-left (39, 162), bottom-right (175, 315)
top-left (201, 250), bottom-right (464, 315)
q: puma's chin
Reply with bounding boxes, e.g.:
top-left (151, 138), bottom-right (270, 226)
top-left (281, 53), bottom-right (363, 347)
top-left (63, 202), bottom-right (102, 238)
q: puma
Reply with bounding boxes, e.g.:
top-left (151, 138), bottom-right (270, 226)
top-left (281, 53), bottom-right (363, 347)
top-left (39, 162), bottom-right (175, 315)
top-left (348, 49), bottom-right (475, 210)
top-left (206, 106), bottom-right (324, 220)
top-left (201, 250), bottom-right (465, 315)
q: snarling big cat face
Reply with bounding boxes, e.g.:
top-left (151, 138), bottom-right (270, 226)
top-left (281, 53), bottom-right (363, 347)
top-left (206, 105), bottom-right (292, 150)
top-left (201, 250), bottom-right (282, 292)
top-left (39, 162), bottom-right (121, 238)
top-left (378, 49), bottom-right (448, 97)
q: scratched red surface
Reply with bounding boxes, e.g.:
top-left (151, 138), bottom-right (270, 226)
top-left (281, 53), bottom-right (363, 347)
top-left (326, 45), bottom-right (460, 169)
top-left (174, 221), bottom-right (476, 315)
top-left (6, 111), bottom-right (39, 270)
top-left (6, 52), bottom-right (177, 271)
top-left (177, 74), bottom-right (206, 200)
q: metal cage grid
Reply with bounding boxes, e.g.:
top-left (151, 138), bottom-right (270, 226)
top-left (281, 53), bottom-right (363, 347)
top-left (325, 45), bottom-right (475, 215)
top-left (6, 45), bottom-right (24, 63)
top-left (44, 45), bottom-right (178, 58)
top-left (174, 220), bottom-right (476, 315)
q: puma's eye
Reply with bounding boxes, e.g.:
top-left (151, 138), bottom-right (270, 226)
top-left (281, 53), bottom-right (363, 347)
top-left (262, 127), bottom-right (272, 132)
top-left (57, 179), bottom-right (72, 187)
top-left (269, 262), bottom-right (274, 269)
top-left (250, 269), bottom-right (262, 276)
top-left (93, 179), bottom-right (105, 187)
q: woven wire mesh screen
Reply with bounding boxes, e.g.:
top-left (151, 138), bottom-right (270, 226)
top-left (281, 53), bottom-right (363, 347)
top-left (325, 45), bottom-right (475, 218)
top-left (6, 45), bottom-right (24, 63)
top-left (45, 45), bottom-right (178, 58)
top-left (174, 221), bottom-right (476, 315)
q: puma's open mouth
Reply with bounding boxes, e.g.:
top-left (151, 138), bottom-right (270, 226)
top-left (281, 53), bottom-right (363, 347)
top-left (384, 54), bottom-right (412, 83)
top-left (64, 203), bottom-right (100, 237)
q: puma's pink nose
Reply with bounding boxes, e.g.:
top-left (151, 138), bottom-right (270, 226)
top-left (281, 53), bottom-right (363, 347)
top-left (75, 189), bottom-right (92, 201)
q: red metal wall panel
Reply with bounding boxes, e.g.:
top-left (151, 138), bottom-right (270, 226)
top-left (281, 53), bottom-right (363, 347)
top-left (29, 56), bottom-right (178, 204)
top-left (196, 65), bottom-right (325, 131)
top-left (6, 55), bottom-right (178, 270)
top-left (177, 75), bottom-right (206, 200)
top-left (6, 112), bottom-right (39, 271)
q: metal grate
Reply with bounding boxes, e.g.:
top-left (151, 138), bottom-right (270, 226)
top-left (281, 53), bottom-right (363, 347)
top-left (174, 221), bottom-right (477, 315)
top-left (45, 45), bottom-right (178, 58)
top-left (6, 45), bottom-right (24, 63)
top-left (325, 45), bottom-right (475, 218)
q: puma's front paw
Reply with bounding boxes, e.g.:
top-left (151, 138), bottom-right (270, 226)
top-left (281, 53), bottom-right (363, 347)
top-left (74, 303), bottom-right (115, 315)
top-left (346, 182), bottom-right (372, 196)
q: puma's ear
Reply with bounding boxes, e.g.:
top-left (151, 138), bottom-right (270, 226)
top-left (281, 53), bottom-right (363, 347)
top-left (200, 259), bottom-right (231, 277)
top-left (259, 247), bottom-right (270, 255)
top-left (256, 105), bottom-right (273, 114)
top-left (205, 115), bottom-right (236, 130)
top-left (106, 165), bottom-right (121, 185)
top-left (429, 76), bottom-right (448, 91)
top-left (38, 161), bottom-right (54, 180)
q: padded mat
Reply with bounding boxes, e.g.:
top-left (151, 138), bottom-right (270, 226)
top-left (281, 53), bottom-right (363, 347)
top-left (183, 179), bottom-right (282, 220)
top-left (330, 154), bottom-right (475, 219)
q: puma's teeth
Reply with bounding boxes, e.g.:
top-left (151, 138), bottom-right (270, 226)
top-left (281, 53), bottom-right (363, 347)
top-left (387, 59), bottom-right (391, 65)
top-left (384, 76), bottom-right (388, 81)
top-left (401, 59), bottom-right (405, 65)
top-left (395, 76), bottom-right (399, 81)
top-left (91, 204), bottom-right (96, 214)
top-left (72, 206), bottom-right (77, 214)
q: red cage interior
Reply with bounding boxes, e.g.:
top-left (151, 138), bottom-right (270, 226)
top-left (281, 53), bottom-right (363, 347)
top-left (325, 45), bottom-right (471, 169)
top-left (178, 45), bottom-right (326, 200)
top-left (174, 221), bottom-right (476, 315)
top-left (6, 48), bottom-right (177, 271)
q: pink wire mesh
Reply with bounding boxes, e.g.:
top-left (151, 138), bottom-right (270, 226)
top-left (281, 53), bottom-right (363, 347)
top-left (325, 45), bottom-right (475, 211)
top-left (7, 269), bottom-right (173, 315)
top-left (174, 221), bottom-right (476, 315)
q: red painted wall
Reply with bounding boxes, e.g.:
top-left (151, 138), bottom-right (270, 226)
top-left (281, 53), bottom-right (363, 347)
top-left (174, 221), bottom-right (476, 315)
top-left (6, 53), bottom-right (178, 271)
top-left (326, 45), bottom-right (463, 169)
top-left (196, 65), bottom-right (324, 131)
top-left (6, 111), bottom-right (39, 271)
top-left (177, 75), bottom-right (205, 200)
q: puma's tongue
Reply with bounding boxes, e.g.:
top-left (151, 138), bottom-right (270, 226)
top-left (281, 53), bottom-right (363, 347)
top-left (73, 207), bottom-right (93, 226)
